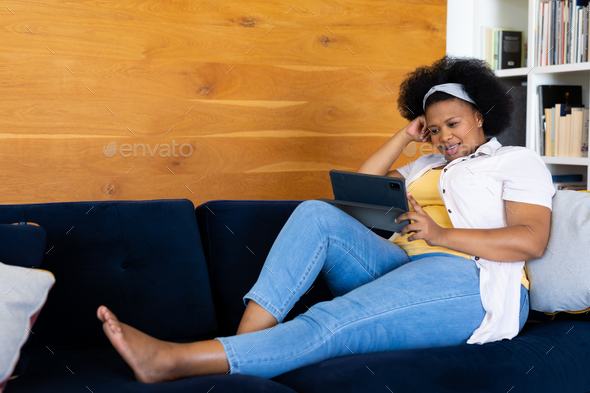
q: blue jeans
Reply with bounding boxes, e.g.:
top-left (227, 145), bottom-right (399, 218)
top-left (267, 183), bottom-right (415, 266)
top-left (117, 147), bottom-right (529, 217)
top-left (216, 200), bottom-right (530, 378)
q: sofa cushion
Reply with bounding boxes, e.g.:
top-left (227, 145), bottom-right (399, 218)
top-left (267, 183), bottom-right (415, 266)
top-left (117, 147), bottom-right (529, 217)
top-left (1, 263), bottom-right (54, 391)
top-left (526, 190), bottom-right (590, 313)
top-left (0, 223), bottom-right (49, 380)
top-left (0, 223), bottom-right (46, 269)
top-left (0, 199), bottom-right (217, 352)
top-left (275, 320), bottom-right (590, 393)
top-left (196, 200), bottom-right (335, 336)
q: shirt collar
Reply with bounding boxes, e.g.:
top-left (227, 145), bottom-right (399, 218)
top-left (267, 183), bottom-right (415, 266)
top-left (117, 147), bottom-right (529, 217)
top-left (441, 137), bottom-right (502, 166)
top-left (441, 136), bottom-right (502, 164)
top-left (475, 137), bottom-right (502, 156)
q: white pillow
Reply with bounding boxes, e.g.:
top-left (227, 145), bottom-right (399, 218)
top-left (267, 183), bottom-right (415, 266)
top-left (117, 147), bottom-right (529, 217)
top-left (0, 262), bottom-right (55, 392)
top-left (526, 190), bottom-right (590, 313)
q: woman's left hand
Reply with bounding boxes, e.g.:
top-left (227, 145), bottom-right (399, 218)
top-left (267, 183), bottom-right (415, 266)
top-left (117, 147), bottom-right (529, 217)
top-left (396, 192), bottom-right (446, 246)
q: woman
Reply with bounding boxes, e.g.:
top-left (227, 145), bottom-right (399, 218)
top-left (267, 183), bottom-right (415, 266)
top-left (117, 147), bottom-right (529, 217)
top-left (97, 56), bottom-right (555, 382)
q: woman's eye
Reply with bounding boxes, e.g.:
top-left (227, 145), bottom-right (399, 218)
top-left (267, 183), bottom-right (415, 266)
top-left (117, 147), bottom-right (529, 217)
top-left (449, 122), bottom-right (457, 127)
top-left (430, 129), bottom-right (440, 135)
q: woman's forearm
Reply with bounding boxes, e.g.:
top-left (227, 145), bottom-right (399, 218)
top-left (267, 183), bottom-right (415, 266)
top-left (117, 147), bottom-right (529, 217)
top-left (439, 226), bottom-right (548, 262)
top-left (357, 129), bottom-right (412, 176)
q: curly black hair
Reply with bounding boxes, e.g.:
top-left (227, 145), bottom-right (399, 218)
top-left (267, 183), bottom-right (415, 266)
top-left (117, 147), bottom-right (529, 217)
top-left (397, 56), bottom-right (514, 136)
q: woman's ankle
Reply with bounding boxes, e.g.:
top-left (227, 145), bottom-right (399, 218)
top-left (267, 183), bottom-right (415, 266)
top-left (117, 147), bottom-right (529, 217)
top-left (236, 300), bottom-right (278, 334)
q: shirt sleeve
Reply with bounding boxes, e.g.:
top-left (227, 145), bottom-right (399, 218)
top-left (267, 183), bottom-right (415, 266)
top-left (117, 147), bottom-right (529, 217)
top-left (501, 149), bottom-right (555, 210)
top-left (395, 160), bottom-right (414, 179)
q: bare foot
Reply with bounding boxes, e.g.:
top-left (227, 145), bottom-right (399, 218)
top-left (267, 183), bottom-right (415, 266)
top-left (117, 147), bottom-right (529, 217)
top-left (97, 305), bottom-right (179, 383)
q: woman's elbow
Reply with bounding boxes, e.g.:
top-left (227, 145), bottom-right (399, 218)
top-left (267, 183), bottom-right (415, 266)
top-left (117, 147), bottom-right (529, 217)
top-left (528, 238), bottom-right (549, 260)
top-left (529, 246), bottom-right (546, 260)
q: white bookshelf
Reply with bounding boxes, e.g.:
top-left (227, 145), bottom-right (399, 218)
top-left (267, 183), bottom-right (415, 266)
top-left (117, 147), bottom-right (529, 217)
top-left (447, 0), bottom-right (590, 189)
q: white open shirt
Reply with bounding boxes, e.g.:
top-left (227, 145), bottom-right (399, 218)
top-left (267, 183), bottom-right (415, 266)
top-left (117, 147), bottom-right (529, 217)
top-left (396, 137), bottom-right (555, 344)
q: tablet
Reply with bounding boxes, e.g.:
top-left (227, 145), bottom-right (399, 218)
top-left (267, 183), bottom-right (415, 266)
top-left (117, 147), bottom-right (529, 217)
top-left (315, 170), bottom-right (410, 233)
top-left (329, 169), bottom-right (409, 211)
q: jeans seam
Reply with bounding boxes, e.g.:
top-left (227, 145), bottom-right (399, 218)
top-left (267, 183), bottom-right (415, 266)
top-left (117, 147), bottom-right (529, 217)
top-left (519, 291), bottom-right (528, 316)
top-left (278, 237), bottom-right (328, 317)
top-left (330, 238), bottom-right (378, 279)
top-left (216, 337), bottom-right (238, 374)
top-left (244, 292), bottom-right (283, 322)
top-left (236, 292), bottom-right (482, 367)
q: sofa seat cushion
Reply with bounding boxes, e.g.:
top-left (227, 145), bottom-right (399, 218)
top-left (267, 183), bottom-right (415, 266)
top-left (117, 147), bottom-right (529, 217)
top-left (275, 321), bottom-right (590, 393)
top-left (4, 345), bottom-right (297, 393)
top-left (0, 199), bottom-right (217, 353)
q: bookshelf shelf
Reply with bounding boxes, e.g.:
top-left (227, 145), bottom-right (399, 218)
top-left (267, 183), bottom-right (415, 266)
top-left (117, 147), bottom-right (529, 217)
top-left (495, 67), bottom-right (532, 77)
top-left (541, 156), bottom-right (590, 165)
top-left (530, 62), bottom-right (590, 74)
top-left (448, 0), bottom-right (590, 190)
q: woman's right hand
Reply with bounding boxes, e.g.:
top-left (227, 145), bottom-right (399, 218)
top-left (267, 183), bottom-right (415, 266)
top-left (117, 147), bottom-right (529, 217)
top-left (402, 115), bottom-right (431, 143)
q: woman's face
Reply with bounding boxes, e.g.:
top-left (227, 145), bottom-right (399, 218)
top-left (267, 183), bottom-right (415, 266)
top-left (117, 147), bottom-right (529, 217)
top-left (425, 98), bottom-right (487, 161)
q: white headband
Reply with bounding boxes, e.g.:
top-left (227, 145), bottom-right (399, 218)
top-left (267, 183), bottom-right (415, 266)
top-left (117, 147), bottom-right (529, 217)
top-left (422, 83), bottom-right (477, 111)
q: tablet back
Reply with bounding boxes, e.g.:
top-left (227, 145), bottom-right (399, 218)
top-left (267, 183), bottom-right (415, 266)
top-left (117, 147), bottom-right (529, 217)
top-left (329, 169), bottom-right (409, 211)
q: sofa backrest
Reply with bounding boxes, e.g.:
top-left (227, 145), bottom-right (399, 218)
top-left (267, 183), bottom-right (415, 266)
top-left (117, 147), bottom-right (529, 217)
top-left (0, 199), bottom-right (217, 352)
top-left (196, 199), bottom-right (335, 337)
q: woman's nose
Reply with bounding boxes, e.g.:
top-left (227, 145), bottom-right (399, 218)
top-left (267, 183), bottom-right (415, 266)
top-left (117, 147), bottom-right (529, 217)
top-left (439, 127), bottom-right (453, 142)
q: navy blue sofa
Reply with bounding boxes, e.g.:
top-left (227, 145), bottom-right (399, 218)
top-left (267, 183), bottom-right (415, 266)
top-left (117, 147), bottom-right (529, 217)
top-left (2, 198), bottom-right (590, 393)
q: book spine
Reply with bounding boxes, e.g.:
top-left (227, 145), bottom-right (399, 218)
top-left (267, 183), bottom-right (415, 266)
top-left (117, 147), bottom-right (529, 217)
top-left (552, 2), bottom-right (557, 64)
top-left (541, 3), bottom-right (551, 65)
top-left (566, 113), bottom-right (572, 156)
top-left (572, 108), bottom-right (583, 157)
top-left (545, 108), bottom-right (553, 156)
top-left (553, 1), bottom-right (563, 64)
top-left (538, 85), bottom-right (544, 155)
top-left (552, 107), bottom-right (556, 156)
top-left (564, 0), bottom-right (567, 63)
top-left (582, 108), bottom-right (589, 157)
top-left (586, 5), bottom-right (589, 62)
top-left (567, 0), bottom-right (572, 63)
top-left (570, 7), bottom-right (578, 63)
top-left (493, 30), bottom-right (499, 70)
top-left (499, 31), bottom-right (503, 69)
top-left (559, 112), bottom-right (566, 156)
top-left (579, 7), bottom-right (584, 62)
top-left (540, 3), bottom-right (544, 65)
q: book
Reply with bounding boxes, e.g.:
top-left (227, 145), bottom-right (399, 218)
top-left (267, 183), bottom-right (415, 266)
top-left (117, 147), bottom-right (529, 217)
top-left (564, 113), bottom-right (572, 157)
top-left (493, 29), bottom-right (500, 69)
top-left (485, 28), bottom-right (525, 70)
top-left (552, 174), bottom-right (584, 182)
top-left (571, 108), bottom-right (584, 157)
top-left (558, 112), bottom-right (566, 156)
top-left (537, 85), bottom-right (583, 155)
top-left (542, 2), bottom-right (550, 65)
top-left (499, 30), bottom-right (524, 69)
top-left (554, 181), bottom-right (587, 190)
top-left (582, 108), bottom-right (589, 157)
top-left (545, 108), bottom-right (553, 155)
top-left (536, 1), bottom-right (590, 65)
top-left (562, 184), bottom-right (588, 190)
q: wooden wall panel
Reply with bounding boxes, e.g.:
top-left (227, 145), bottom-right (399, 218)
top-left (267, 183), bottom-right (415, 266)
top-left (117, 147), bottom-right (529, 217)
top-left (0, 0), bottom-right (446, 206)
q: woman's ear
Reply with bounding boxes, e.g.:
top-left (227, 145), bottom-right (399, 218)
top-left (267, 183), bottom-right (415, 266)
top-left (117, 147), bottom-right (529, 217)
top-left (475, 110), bottom-right (484, 127)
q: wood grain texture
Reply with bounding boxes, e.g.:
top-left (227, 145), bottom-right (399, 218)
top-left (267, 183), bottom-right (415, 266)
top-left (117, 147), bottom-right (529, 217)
top-left (0, 0), bottom-right (446, 205)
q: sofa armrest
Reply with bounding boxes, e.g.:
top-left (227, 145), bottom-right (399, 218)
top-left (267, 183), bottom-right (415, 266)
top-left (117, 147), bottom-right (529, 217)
top-left (195, 200), bottom-right (334, 336)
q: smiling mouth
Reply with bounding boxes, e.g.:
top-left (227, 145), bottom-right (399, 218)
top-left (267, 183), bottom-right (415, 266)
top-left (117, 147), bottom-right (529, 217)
top-left (444, 143), bottom-right (459, 155)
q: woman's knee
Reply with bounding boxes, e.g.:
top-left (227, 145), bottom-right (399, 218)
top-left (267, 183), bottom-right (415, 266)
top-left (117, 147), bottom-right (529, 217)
top-left (293, 200), bottom-right (343, 228)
